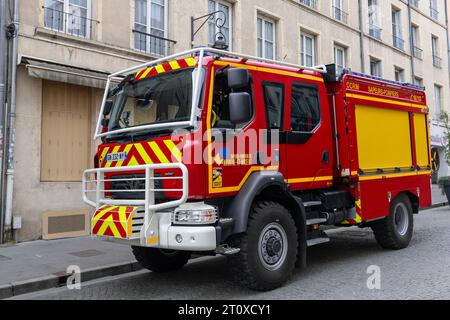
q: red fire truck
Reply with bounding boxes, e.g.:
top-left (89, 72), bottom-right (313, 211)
top-left (83, 48), bottom-right (432, 291)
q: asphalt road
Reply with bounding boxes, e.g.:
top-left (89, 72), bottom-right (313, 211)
top-left (12, 206), bottom-right (450, 300)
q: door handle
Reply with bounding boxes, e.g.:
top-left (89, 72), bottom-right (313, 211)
top-left (322, 151), bottom-right (330, 164)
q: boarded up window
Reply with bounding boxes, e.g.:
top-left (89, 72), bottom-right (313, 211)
top-left (41, 80), bottom-right (91, 182)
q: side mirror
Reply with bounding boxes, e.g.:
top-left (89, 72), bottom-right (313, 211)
top-left (228, 68), bottom-right (249, 89)
top-left (103, 100), bottom-right (113, 116)
top-left (229, 92), bottom-right (252, 125)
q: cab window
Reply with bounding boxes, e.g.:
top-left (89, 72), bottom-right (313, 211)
top-left (211, 68), bottom-right (253, 129)
top-left (262, 82), bottom-right (285, 129)
top-left (291, 83), bottom-right (321, 132)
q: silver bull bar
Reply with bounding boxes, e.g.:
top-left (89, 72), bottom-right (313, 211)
top-left (82, 164), bottom-right (189, 246)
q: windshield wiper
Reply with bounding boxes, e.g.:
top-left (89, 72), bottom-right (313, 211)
top-left (109, 74), bottom-right (135, 98)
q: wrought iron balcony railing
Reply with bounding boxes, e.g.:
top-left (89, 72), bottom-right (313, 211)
top-left (43, 6), bottom-right (98, 39)
top-left (369, 24), bottom-right (382, 40)
top-left (299, 0), bottom-right (318, 10)
top-left (413, 46), bottom-right (423, 60)
top-left (393, 35), bottom-right (405, 51)
top-left (333, 6), bottom-right (348, 24)
top-left (430, 7), bottom-right (439, 20)
top-left (133, 29), bottom-right (177, 57)
top-left (433, 55), bottom-right (443, 68)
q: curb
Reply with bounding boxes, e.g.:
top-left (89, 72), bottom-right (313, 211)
top-left (422, 202), bottom-right (449, 211)
top-left (0, 261), bottom-right (142, 299)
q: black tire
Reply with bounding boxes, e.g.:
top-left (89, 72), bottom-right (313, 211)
top-left (228, 201), bottom-right (298, 291)
top-left (370, 194), bottom-right (414, 250)
top-left (131, 246), bottom-right (191, 273)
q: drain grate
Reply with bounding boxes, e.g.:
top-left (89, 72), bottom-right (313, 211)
top-left (68, 249), bottom-right (105, 258)
top-left (0, 254), bottom-right (12, 261)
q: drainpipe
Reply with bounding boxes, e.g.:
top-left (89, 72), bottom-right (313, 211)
top-left (445, 0), bottom-right (450, 89)
top-left (407, 2), bottom-right (415, 83)
top-left (358, 0), bottom-right (366, 73)
top-left (0, 0), bottom-right (8, 244)
top-left (4, 0), bottom-right (19, 240)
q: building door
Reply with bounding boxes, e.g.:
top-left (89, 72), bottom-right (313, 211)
top-left (41, 80), bottom-right (92, 182)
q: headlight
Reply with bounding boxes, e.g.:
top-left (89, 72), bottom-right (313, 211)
top-left (173, 203), bottom-right (218, 225)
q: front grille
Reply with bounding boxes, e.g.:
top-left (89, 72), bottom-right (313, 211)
top-left (109, 174), bottom-right (164, 200)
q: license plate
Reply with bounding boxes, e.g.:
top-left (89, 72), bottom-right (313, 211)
top-left (106, 152), bottom-right (127, 162)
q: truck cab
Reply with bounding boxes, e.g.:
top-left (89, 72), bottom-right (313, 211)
top-left (83, 48), bottom-right (431, 291)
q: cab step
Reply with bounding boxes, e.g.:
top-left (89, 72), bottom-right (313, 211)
top-left (306, 218), bottom-right (328, 226)
top-left (307, 237), bottom-right (330, 247)
top-left (216, 245), bottom-right (240, 256)
top-left (303, 201), bottom-right (322, 208)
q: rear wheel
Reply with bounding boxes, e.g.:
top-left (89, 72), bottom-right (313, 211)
top-left (132, 246), bottom-right (191, 273)
top-left (228, 201), bottom-right (298, 291)
top-left (371, 194), bottom-right (414, 250)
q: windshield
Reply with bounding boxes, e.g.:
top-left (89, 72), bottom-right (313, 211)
top-left (108, 68), bottom-right (194, 132)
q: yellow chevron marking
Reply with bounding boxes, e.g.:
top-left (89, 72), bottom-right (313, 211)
top-left (127, 156), bottom-right (140, 167)
top-left (139, 67), bottom-right (153, 79)
top-left (97, 214), bottom-right (122, 238)
top-left (135, 143), bottom-right (153, 165)
top-left (116, 144), bottom-right (133, 167)
top-left (104, 146), bottom-right (121, 168)
top-left (99, 147), bottom-right (109, 167)
top-left (185, 58), bottom-right (196, 67)
top-left (164, 140), bottom-right (182, 162)
top-left (155, 65), bottom-right (165, 73)
top-left (169, 61), bottom-right (181, 70)
top-left (92, 206), bottom-right (118, 230)
top-left (149, 141), bottom-right (169, 163)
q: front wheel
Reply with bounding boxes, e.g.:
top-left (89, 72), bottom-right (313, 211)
top-left (132, 246), bottom-right (191, 273)
top-left (228, 201), bottom-right (298, 291)
top-left (370, 194), bottom-right (414, 250)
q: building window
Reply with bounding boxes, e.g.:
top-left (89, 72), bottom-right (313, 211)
top-left (414, 76), bottom-right (423, 86)
top-left (394, 67), bottom-right (405, 83)
top-left (134, 0), bottom-right (169, 56)
top-left (368, 0), bottom-right (381, 39)
top-left (370, 57), bottom-right (382, 77)
top-left (392, 8), bottom-right (404, 50)
top-left (334, 45), bottom-right (346, 74)
top-left (411, 25), bottom-right (422, 59)
top-left (44, 0), bottom-right (92, 38)
top-left (333, 0), bottom-right (348, 24)
top-left (262, 82), bottom-right (285, 129)
top-left (41, 81), bottom-right (91, 182)
top-left (432, 36), bottom-right (442, 68)
top-left (434, 84), bottom-right (442, 119)
top-left (257, 16), bottom-right (276, 60)
top-left (291, 83), bottom-right (321, 132)
top-left (430, 0), bottom-right (439, 20)
top-left (208, 0), bottom-right (232, 50)
top-left (300, 32), bottom-right (316, 67)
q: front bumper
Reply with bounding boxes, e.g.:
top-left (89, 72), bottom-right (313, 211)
top-left (83, 164), bottom-right (217, 251)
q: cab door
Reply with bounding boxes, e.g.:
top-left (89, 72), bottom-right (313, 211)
top-left (285, 81), bottom-right (334, 190)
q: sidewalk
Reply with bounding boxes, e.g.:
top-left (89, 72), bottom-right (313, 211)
top-left (0, 185), bottom-right (448, 299)
top-left (0, 237), bottom-right (141, 299)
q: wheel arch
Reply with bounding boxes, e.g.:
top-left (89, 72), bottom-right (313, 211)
top-left (222, 171), bottom-right (308, 268)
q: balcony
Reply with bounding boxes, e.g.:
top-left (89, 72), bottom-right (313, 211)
top-left (413, 46), bottom-right (423, 60)
top-left (333, 6), bottom-right (348, 24)
top-left (133, 30), bottom-right (177, 57)
top-left (430, 7), bottom-right (439, 20)
top-left (299, 0), bottom-right (317, 10)
top-left (43, 6), bottom-right (98, 39)
top-left (393, 35), bottom-right (405, 51)
top-left (433, 55), bottom-right (443, 68)
top-left (369, 24), bottom-right (382, 40)
top-left (409, 0), bottom-right (419, 8)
